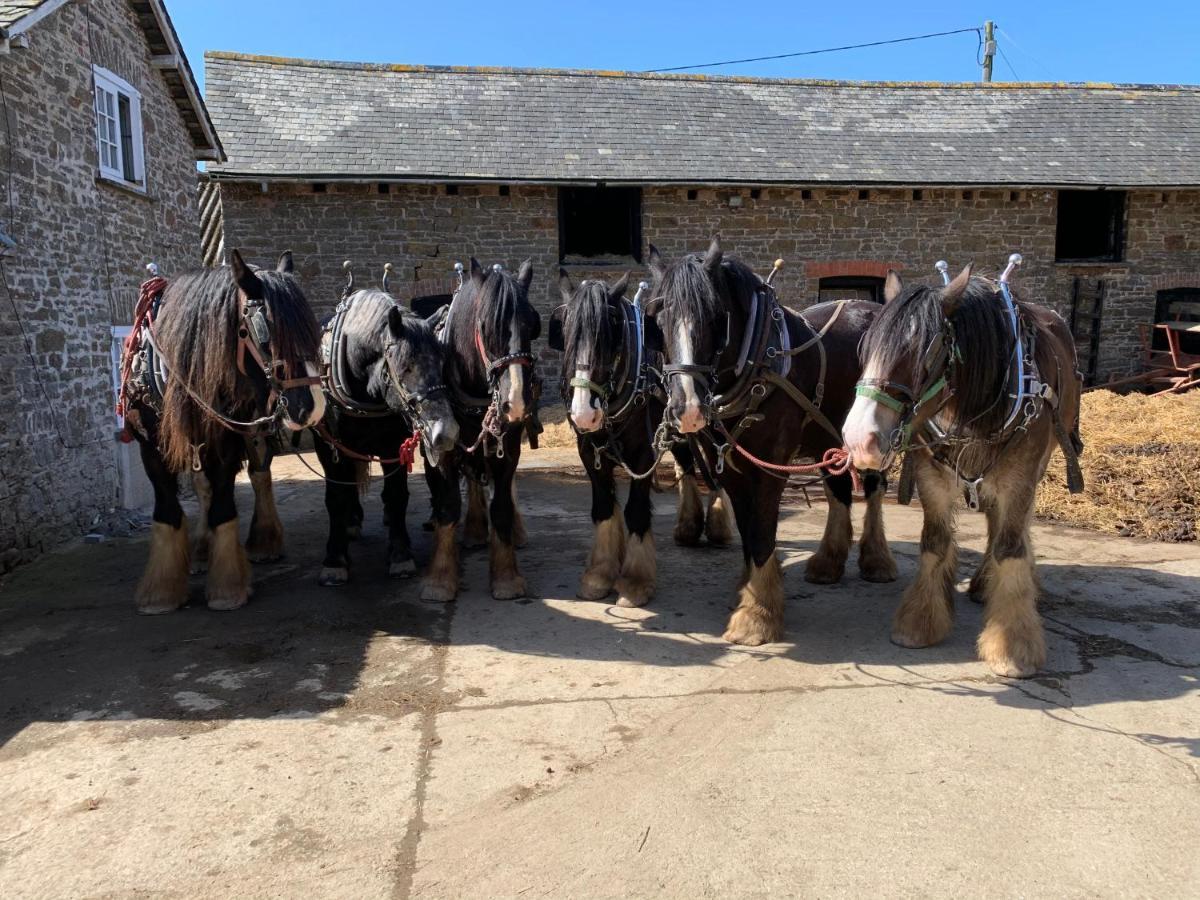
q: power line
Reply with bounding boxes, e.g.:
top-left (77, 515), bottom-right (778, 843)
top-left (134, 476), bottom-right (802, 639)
top-left (646, 27), bottom-right (982, 74)
top-left (997, 43), bottom-right (1021, 81)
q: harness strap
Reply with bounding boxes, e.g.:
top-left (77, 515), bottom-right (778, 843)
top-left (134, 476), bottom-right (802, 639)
top-left (761, 370), bottom-right (843, 443)
top-left (569, 375), bottom-right (609, 400)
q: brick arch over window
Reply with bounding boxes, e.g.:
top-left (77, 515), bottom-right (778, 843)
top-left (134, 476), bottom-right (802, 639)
top-left (805, 260), bottom-right (905, 281)
top-left (1151, 272), bottom-right (1200, 290)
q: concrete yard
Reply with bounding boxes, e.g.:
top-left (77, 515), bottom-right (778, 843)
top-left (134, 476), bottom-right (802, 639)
top-left (1, 449), bottom-right (1198, 898)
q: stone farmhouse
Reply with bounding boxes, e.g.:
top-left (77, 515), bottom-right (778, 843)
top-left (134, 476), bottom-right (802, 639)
top-left (204, 53), bottom-right (1200, 389)
top-left (0, 0), bottom-right (221, 570)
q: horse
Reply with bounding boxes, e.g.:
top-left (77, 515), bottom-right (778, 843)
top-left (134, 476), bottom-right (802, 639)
top-left (421, 258), bottom-right (540, 602)
top-left (646, 238), bottom-right (895, 646)
top-left (121, 250), bottom-right (325, 613)
top-left (311, 284), bottom-right (460, 586)
top-left (842, 260), bottom-right (1084, 677)
top-left (550, 269), bottom-right (733, 608)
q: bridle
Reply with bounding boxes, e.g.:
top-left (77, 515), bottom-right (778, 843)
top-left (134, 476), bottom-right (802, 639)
top-left (235, 288), bottom-right (322, 417)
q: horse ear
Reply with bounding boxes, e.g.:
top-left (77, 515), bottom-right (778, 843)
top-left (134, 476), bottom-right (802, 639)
top-left (703, 235), bottom-right (723, 275)
top-left (276, 250), bottom-right (294, 274)
top-left (469, 257), bottom-right (485, 286)
top-left (648, 244), bottom-right (664, 282)
top-left (883, 269), bottom-right (903, 303)
top-left (387, 305), bottom-right (407, 340)
top-left (517, 258), bottom-right (534, 292)
top-left (942, 263), bottom-right (973, 316)
top-left (558, 267), bottom-right (574, 302)
top-left (610, 272), bottom-right (629, 301)
top-left (230, 249), bottom-right (262, 300)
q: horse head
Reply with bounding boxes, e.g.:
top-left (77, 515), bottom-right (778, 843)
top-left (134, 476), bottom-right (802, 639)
top-left (553, 269), bottom-right (629, 433)
top-left (380, 305), bottom-right (459, 460)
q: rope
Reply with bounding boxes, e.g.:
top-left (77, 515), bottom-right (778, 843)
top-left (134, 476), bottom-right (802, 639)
top-left (722, 429), bottom-right (862, 492)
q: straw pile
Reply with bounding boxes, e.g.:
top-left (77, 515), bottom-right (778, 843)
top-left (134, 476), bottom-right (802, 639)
top-left (537, 404), bottom-right (577, 449)
top-left (1035, 390), bottom-right (1200, 542)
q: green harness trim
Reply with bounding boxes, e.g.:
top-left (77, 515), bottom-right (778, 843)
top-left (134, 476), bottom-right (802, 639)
top-left (854, 385), bottom-right (906, 413)
top-left (569, 376), bottom-right (609, 400)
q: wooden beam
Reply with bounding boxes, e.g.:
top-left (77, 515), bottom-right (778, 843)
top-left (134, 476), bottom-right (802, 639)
top-left (150, 54), bottom-right (180, 69)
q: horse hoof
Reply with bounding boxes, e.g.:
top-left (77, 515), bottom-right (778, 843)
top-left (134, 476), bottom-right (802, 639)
top-left (246, 550), bottom-right (283, 564)
top-left (577, 572), bottom-right (614, 601)
top-left (318, 567), bottom-right (350, 587)
top-left (804, 556), bottom-right (845, 585)
top-left (890, 628), bottom-right (935, 649)
top-left (420, 578), bottom-right (457, 603)
top-left (207, 588), bottom-right (249, 611)
top-left (136, 597), bottom-right (184, 615)
top-left (859, 560), bottom-right (898, 583)
top-left (722, 607), bottom-right (781, 646)
top-left (615, 578), bottom-right (653, 608)
top-left (389, 559), bottom-right (417, 579)
top-left (672, 524), bottom-right (703, 547)
top-left (987, 658), bottom-right (1037, 678)
top-left (491, 576), bottom-right (526, 601)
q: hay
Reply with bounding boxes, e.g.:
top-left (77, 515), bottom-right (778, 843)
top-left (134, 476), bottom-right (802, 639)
top-left (537, 403), bottom-right (578, 449)
top-left (1035, 390), bottom-right (1200, 542)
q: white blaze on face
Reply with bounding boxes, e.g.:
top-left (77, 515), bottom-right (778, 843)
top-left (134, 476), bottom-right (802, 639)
top-left (285, 361), bottom-right (326, 431)
top-left (505, 362), bottom-right (525, 423)
top-left (675, 320), bottom-right (705, 433)
top-left (842, 360), bottom-right (897, 471)
top-left (570, 367), bottom-right (602, 432)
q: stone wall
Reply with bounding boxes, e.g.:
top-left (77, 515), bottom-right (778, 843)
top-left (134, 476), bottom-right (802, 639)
top-left (0, 0), bottom-right (202, 571)
top-left (217, 180), bottom-right (1200, 390)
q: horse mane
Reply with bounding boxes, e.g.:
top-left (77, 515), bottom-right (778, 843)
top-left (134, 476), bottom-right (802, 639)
top-left (155, 265), bottom-right (319, 471)
top-left (562, 281), bottom-right (618, 374)
top-left (659, 252), bottom-right (759, 330)
top-left (861, 276), bottom-right (1015, 436)
top-left (340, 289), bottom-right (443, 398)
top-left (449, 267), bottom-right (536, 387)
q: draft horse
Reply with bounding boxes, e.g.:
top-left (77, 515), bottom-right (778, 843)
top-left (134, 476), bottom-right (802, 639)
top-left (647, 238), bottom-right (894, 646)
top-left (550, 269), bottom-right (733, 608)
top-left (120, 250), bottom-right (325, 613)
top-left (843, 257), bottom-right (1084, 677)
top-left (312, 279), bottom-right (460, 585)
top-left (422, 258), bottom-right (540, 602)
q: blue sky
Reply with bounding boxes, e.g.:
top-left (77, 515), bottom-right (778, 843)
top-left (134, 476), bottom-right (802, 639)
top-left (173, 0), bottom-right (1199, 90)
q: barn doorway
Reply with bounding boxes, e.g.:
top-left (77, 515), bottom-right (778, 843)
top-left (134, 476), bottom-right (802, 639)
top-left (818, 275), bottom-right (884, 304)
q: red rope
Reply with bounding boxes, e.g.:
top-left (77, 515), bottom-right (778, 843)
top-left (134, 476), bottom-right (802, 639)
top-left (116, 276), bottom-right (169, 437)
top-left (728, 439), bottom-right (862, 492)
top-left (315, 424), bottom-right (422, 472)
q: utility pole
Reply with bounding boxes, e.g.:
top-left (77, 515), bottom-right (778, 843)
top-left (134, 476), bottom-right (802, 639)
top-left (982, 20), bottom-right (996, 82)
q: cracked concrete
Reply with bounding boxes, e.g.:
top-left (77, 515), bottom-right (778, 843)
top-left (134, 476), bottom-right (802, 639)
top-left (0, 449), bottom-right (1197, 898)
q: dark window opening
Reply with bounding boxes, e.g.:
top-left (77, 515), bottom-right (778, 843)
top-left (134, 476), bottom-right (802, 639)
top-left (445, 184), bottom-right (458, 196)
top-left (858, 189), bottom-right (870, 200)
top-left (1009, 190), bottom-right (1020, 202)
top-left (378, 183), bottom-right (390, 194)
top-left (912, 189), bottom-right (923, 201)
top-left (116, 93), bottom-right (135, 182)
top-left (558, 186), bottom-right (642, 262)
top-left (412, 293), bottom-right (454, 319)
top-left (750, 188), bottom-right (761, 200)
top-left (1056, 190), bottom-right (1125, 261)
top-left (801, 189), bottom-right (812, 200)
top-left (499, 185), bottom-right (510, 197)
top-left (818, 275), bottom-right (885, 304)
top-left (686, 189), bottom-right (697, 201)
top-left (962, 190), bottom-right (973, 201)
top-left (312, 183), bottom-right (327, 194)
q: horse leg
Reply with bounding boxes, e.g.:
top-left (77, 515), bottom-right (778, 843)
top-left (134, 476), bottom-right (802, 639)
top-left (705, 487), bottom-right (734, 545)
top-left (858, 471), bottom-right (897, 582)
top-left (347, 488), bottom-right (365, 541)
top-left (315, 437), bottom-right (356, 586)
top-left (805, 473), bottom-right (854, 584)
top-left (976, 471), bottom-right (1045, 678)
top-left (722, 470), bottom-right (787, 646)
top-left (381, 462), bottom-right (416, 578)
top-left (968, 502), bottom-right (1002, 602)
top-left (579, 449), bottom-right (623, 601)
top-left (510, 479), bottom-right (528, 549)
top-left (673, 466), bottom-right (705, 547)
top-left (617, 450), bottom-right (655, 608)
top-left (135, 437), bottom-right (190, 614)
top-left (891, 456), bottom-right (957, 648)
top-left (487, 441), bottom-right (526, 601)
top-left (204, 446), bottom-right (252, 611)
top-left (463, 477), bottom-right (489, 549)
top-left (420, 460), bottom-right (461, 602)
top-left (245, 439), bottom-right (285, 562)
top-left (188, 470), bottom-right (211, 574)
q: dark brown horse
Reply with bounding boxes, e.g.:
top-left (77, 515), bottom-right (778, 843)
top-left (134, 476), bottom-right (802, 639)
top-left (552, 270), bottom-right (732, 608)
top-left (647, 238), bottom-right (894, 646)
top-left (422, 259), bottom-right (540, 602)
top-left (843, 263), bottom-right (1083, 677)
top-left (123, 250), bottom-right (325, 613)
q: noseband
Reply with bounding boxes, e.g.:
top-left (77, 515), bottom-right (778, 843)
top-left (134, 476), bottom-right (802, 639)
top-left (236, 290), bottom-right (322, 415)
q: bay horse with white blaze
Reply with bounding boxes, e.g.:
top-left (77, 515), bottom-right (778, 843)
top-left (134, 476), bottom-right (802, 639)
top-left (842, 258), bottom-right (1083, 677)
top-left (550, 270), bottom-right (733, 608)
top-left (647, 238), bottom-right (895, 646)
top-left (121, 250), bottom-right (325, 613)
top-left (312, 283), bottom-right (459, 585)
top-left (422, 258), bottom-right (540, 602)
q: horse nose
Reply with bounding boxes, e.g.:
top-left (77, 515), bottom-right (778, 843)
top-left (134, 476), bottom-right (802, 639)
top-left (503, 399), bottom-right (525, 424)
top-left (851, 431), bottom-right (885, 471)
top-left (430, 418), bottom-right (459, 452)
top-left (676, 401), bottom-right (706, 434)
top-left (571, 406), bottom-right (603, 433)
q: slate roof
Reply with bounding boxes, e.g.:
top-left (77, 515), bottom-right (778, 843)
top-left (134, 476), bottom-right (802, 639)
top-left (204, 52), bottom-right (1200, 188)
top-left (0, 0), bottom-right (53, 32)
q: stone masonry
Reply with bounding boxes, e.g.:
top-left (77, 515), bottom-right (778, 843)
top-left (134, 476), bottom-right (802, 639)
top-left (0, 0), bottom-right (203, 571)
top-left (217, 180), bottom-right (1200, 387)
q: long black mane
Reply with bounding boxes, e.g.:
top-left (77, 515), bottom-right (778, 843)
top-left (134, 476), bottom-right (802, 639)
top-left (658, 253), bottom-right (759, 347)
top-left (155, 265), bottom-right (319, 471)
top-left (562, 280), bottom-right (619, 375)
top-left (448, 266), bottom-right (537, 389)
top-left (861, 277), bottom-right (1016, 436)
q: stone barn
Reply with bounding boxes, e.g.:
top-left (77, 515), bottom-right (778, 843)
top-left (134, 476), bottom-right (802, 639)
top-left (204, 52), bottom-right (1200, 389)
top-left (0, 0), bottom-right (222, 570)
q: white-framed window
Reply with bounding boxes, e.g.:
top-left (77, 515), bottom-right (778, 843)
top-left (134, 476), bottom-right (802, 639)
top-left (92, 65), bottom-right (145, 189)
